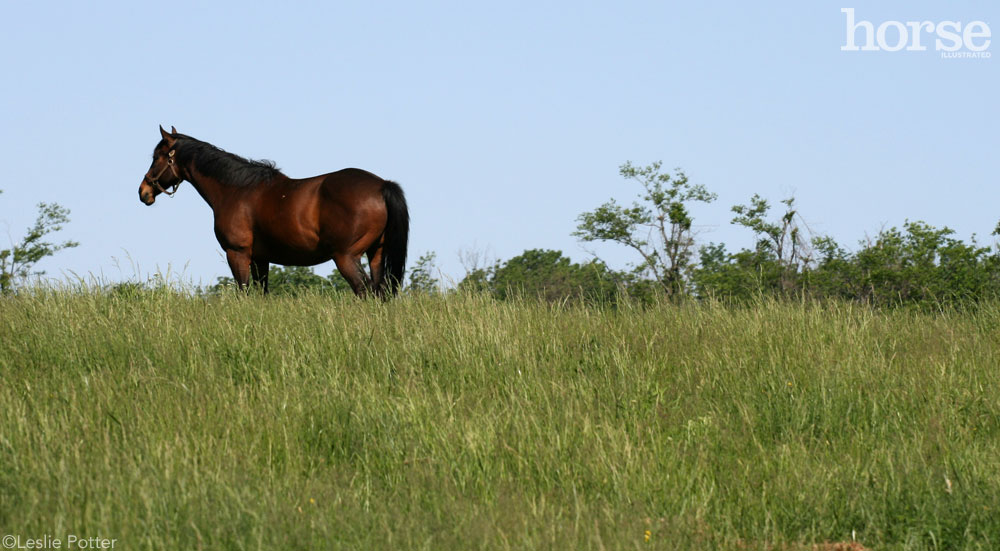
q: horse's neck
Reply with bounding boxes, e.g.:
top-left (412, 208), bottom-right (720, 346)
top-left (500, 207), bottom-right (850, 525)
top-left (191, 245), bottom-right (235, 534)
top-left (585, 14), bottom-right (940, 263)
top-left (184, 165), bottom-right (231, 210)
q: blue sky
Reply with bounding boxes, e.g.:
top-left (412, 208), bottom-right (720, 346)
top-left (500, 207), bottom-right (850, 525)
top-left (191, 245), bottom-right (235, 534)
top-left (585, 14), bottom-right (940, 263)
top-left (1, 1), bottom-right (996, 287)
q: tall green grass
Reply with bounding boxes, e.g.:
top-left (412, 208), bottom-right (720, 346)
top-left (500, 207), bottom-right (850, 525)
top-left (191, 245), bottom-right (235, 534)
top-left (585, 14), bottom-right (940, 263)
top-left (1, 289), bottom-right (999, 550)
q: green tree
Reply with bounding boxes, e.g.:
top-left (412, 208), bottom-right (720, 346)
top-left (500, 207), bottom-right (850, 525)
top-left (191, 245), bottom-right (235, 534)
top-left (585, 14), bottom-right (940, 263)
top-left (851, 221), bottom-right (998, 307)
top-left (406, 252), bottom-right (440, 294)
top-left (691, 242), bottom-right (773, 302)
top-left (1, 191), bottom-right (79, 292)
top-left (729, 194), bottom-right (809, 292)
top-left (210, 265), bottom-right (353, 295)
top-left (272, 265), bottom-right (352, 296)
top-left (574, 161), bottom-right (715, 297)
top-left (802, 235), bottom-right (857, 300)
top-left (456, 266), bottom-right (494, 294)
top-left (462, 248), bottom-right (624, 303)
top-left (693, 195), bottom-right (819, 301)
top-left (694, 213), bottom-right (1000, 308)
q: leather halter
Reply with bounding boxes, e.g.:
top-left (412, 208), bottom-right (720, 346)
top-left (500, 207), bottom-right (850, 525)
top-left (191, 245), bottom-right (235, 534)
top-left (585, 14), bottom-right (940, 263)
top-left (145, 150), bottom-right (182, 197)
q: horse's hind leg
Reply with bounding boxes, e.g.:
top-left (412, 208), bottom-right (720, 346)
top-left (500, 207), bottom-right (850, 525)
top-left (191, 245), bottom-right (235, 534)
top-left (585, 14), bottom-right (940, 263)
top-left (367, 245), bottom-right (385, 299)
top-left (333, 254), bottom-right (373, 298)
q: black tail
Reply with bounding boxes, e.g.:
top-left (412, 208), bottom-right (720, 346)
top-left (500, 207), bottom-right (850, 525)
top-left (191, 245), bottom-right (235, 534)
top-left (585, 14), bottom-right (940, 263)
top-left (381, 180), bottom-right (409, 296)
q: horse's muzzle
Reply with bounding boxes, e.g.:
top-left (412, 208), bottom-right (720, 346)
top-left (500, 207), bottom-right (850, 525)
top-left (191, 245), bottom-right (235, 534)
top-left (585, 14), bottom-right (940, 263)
top-left (139, 181), bottom-right (156, 205)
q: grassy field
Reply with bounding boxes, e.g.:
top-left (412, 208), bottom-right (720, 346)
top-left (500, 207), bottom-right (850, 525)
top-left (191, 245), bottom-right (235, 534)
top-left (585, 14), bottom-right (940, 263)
top-left (1, 289), bottom-right (999, 550)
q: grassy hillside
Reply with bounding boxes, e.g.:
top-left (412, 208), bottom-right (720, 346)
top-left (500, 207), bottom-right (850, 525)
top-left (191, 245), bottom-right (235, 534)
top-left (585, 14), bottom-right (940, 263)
top-left (1, 289), bottom-right (999, 550)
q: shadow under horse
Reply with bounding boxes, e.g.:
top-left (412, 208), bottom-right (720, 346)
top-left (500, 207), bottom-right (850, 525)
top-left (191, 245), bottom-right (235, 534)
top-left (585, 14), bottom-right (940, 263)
top-left (139, 126), bottom-right (409, 297)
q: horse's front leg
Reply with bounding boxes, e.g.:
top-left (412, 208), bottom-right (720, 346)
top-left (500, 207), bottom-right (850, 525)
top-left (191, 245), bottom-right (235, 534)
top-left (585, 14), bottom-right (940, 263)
top-left (250, 259), bottom-right (270, 294)
top-left (226, 249), bottom-right (252, 291)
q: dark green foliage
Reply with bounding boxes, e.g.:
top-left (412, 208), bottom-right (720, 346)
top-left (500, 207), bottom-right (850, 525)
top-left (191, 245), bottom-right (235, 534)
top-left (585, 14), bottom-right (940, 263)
top-left (458, 248), bottom-right (625, 303)
top-left (210, 265), bottom-right (353, 295)
top-left (692, 195), bottom-right (808, 301)
top-left (848, 222), bottom-right (999, 307)
top-left (456, 266), bottom-right (492, 294)
top-left (695, 219), bottom-right (1000, 309)
top-left (692, 242), bottom-right (777, 301)
top-left (730, 195), bottom-right (808, 292)
top-left (576, 169), bottom-right (1000, 309)
top-left (272, 265), bottom-right (354, 295)
top-left (406, 252), bottom-right (440, 294)
top-left (574, 161), bottom-right (716, 296)
top-left (210, 255), bottom-right (444, 297)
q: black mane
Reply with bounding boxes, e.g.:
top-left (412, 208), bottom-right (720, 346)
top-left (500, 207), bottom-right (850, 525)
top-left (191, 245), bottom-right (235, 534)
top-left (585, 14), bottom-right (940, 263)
top-left (171, 134), bottom-right (283, 186)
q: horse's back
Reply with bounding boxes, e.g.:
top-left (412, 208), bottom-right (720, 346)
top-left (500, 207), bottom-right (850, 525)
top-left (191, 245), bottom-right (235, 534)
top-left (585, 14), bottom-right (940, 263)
top-left (328, 167), bottom-right (383, 181)
top-left (318, 168), bottom-right (385, 190)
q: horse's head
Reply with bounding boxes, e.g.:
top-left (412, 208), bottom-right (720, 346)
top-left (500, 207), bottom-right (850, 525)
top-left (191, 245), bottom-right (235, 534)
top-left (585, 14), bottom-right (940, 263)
top-left (139, 125), bottom-right (184, 205)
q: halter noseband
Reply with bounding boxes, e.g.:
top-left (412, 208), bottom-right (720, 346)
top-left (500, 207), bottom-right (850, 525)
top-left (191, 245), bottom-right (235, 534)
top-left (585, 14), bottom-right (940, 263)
top-left (145, 150), bottom-right (182, 197)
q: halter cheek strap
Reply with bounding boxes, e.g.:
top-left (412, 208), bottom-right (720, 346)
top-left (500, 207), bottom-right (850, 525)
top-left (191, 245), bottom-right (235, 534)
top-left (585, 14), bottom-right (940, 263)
top-left (145, 150), bottom-right (182, 197)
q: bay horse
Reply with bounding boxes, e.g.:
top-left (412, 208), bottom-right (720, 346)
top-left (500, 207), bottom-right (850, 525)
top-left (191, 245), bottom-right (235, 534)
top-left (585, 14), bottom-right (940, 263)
top-left (138, 126), bottom-right (409, 297)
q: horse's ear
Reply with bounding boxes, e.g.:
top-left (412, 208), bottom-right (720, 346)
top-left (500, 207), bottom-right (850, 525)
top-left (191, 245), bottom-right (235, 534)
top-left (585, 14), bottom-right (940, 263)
top-left (170, 126), bottom-right (178, 135)
top-left (159, 125), bottom-right (176, 146)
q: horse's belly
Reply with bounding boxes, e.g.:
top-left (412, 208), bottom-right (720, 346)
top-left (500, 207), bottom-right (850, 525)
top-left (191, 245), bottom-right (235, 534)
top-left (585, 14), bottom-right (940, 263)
top-left (262, 250), bottom-right (330, 267)
top-left (253, 230), bottom-right (328, 266)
